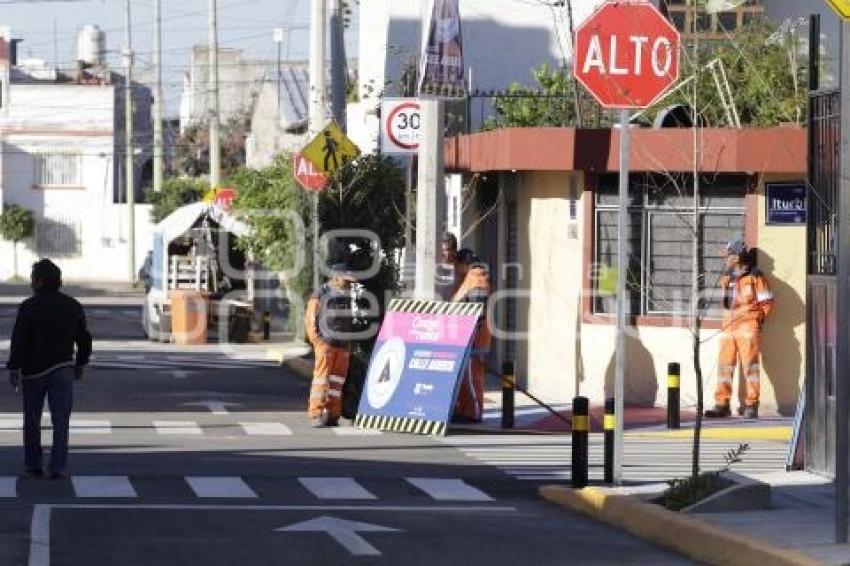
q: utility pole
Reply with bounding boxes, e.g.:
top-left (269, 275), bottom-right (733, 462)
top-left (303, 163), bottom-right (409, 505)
top-left (330, 0), bottom-right (347, 127)
top-left (208, 0), bottom-right (221, 190)
top-left (274, 28), bottom-right (284, 111)
top-left (153, 0), bottom-right (163, 193)
top-left (413, 100), bottom-right (445, 300)
top-left (836, 19), bottom-right (850, 546)
top-left (613, 108), bottom-right (629, 484)
top-left (125, 0), bottom-right (136, 283)
top-left (309, 0), bottom-right (327, 290)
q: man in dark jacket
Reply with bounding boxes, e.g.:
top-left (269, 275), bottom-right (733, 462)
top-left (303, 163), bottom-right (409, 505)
top-left (6, 259), bottom-right (92, 478)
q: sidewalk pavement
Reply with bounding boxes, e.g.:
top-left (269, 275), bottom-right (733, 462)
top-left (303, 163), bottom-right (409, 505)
top-left (0, 281), bottom-right (145, 306)
top-left (695, 471), bottom-right (850, 564)
top-left (544, 470), bottom-right (847, 566)
top-left (475, 395), bottom-right (793, 439)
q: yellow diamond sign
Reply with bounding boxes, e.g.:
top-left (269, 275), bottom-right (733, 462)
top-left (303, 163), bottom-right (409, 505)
top-left (828, 0), bottom-right (850, 19)
top-left (300, 121), bottom-right (361, 176)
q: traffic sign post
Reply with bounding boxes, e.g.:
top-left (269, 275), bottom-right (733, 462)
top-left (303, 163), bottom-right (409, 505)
top-left (300, 121), bottom-right (361, 176)
top-left (381, 99), bottom-right (423, 154)
top-left (293, 153), bottom-right (329, 192)
top-left (572, 0), bottom-right (680, 485)
top-left (573, 1), bottom-right (680, 109)
top-left (829, 0), bottom-right (850, 20)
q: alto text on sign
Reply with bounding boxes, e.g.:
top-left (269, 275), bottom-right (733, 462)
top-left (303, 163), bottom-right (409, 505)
top-left (293, 153), bottom-right (329, 192)
top-left (573, 1), bottom-right (681, 109)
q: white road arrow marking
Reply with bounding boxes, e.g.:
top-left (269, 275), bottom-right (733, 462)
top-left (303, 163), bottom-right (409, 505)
top-left (276, 515), bottom-right (401, 556)
top-left (181, 401), bottom-right (243, 415)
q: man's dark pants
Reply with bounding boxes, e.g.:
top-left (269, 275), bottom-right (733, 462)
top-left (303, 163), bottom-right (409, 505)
top-left (22, 367), bottom-right (74, 474)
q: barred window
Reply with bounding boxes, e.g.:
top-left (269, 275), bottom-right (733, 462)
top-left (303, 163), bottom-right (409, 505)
top-left (593, 174), bottom-right (747, 318)
top-left (36, 216), bottom-right (82, 257)
top-left (33, 152), bottom-right (82, 188)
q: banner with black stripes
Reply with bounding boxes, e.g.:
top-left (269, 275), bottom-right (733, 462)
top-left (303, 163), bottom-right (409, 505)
top-left (387, 298), bottom-right (483, 317)
top-left (355, 298), bottom-right (484, 436)
top-left (354, 414), bottom-right (447, 436)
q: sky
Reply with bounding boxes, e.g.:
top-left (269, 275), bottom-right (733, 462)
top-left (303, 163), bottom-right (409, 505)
top-left (0, 0), bottom-right (359, 117)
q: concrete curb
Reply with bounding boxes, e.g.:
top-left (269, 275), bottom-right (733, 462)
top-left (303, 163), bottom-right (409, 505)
top-left (681, 471), bottom-right (770, 513)
top-left (539, 485), bottom-right (822, 566)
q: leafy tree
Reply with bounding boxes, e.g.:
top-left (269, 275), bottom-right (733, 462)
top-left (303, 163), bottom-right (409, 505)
top-left (231, 153), bottom-right (406, 414)
top-left (321, 154), bottom-right (406, 416)
top-left (175, 115), bottom-right (251, 179)
top-left (485, 64), bottom-right (613, 129)
top-left (650, 22), bottom-right (807, 127)
top-left (145, 177), bottom-right (208, 223)
top-left (0, 204), bottom-right (35, 279)
top-left (486, 64), bottom-right (577, 129)
top-left (230, 154), bottom-right (314, 307)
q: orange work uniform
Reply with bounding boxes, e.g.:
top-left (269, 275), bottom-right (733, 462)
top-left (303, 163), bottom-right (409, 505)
top-left (715, 267), bottom-right (774, 408)
top-left (304, 284), bottom-right (352, 420)
top-left (452, 265), bottom-right (492, 421)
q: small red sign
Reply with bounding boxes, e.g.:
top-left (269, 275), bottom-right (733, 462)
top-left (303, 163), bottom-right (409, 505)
top-left (293, 153), bottom-right (329, 192)
top-left (214, 187), bottom-right (237, 211)
top-left (574, 1), bottom-right (681, 109)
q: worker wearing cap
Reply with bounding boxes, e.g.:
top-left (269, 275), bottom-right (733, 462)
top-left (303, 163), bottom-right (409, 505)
top-left (304, 263), bottom-right (356, 427)
top-left (452, 249), bottom-right (492, 423)
top-left (705, 240), bottom-right (774, 420)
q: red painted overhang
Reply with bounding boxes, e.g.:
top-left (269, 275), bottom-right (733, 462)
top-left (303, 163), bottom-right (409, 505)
top-left (444, 127), bottom-right (806, 175)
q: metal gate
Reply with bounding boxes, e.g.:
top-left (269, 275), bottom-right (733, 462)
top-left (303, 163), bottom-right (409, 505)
top-left (806, 89), bottom-right (840, 476)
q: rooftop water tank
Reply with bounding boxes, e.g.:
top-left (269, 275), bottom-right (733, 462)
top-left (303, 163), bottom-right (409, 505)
top-left (77, 25), bottom-right (105, 67)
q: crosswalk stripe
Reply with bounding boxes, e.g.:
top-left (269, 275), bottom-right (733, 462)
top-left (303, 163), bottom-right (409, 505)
top-left (185, 477), bottom-right (258, 498)
top-left (441, 435), bottom-right (789, 482)
top-left (298, 477), bottom-right (377, 500)
top-left (0, 477), bottom-right (16, 498)
top-left (70, 420), bottom-right (112, 434)
top-left (72, 476), bottom-right (137, 498)
top-left (0, 418), bottom-right (21, 430)
top-left (405, 478), bottom-right (493, 501)
top-left (153, 421), bottom-right (203, 435)
top-left (239, 422), bottom-right (292, 436)
top-left (332, 427), bottom-right (383, 436)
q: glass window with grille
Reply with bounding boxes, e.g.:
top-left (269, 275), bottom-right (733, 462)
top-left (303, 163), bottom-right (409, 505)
top-left (592, 174), bottom-right (747, 319)
top-left (33, 152), bottom-right (82, 188)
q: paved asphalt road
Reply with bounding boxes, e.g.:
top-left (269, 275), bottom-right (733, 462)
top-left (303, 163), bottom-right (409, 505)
top-left (0, 303), bottom-right (692, 566)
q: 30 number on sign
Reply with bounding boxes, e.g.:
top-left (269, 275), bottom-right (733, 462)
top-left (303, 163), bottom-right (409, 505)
top-left (381, 99), bottom-right (422, 154)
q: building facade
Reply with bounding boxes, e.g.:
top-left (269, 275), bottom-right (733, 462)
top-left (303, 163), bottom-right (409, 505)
top-left (446, 127), bottom-right (807, 416)
top-left (0, 31), bottom-right (153, 282)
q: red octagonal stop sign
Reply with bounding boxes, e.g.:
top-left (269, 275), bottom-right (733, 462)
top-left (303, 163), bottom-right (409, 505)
top-left (574, 1), bottom-right (680, 109)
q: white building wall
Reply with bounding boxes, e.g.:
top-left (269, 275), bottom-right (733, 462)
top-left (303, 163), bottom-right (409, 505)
top-left (350, 0), bottom-right (606, 153)
top-left (0, 84), bottom-right (154, 282)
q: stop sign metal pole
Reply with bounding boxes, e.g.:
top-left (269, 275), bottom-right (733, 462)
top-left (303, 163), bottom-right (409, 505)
top-left (614, 108), bottom-right (630, 485)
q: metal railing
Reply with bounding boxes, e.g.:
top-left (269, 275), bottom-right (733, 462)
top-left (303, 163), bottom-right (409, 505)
top-left (808, 89), bottom-right (840, 276)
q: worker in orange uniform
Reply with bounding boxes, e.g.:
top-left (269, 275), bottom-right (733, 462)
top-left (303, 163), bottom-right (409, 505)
top-left (452, 249), bottom-right (492, 424)
top-left (705, 241), bottom-right (774, 420)
top-left (437, 232), bottom-right (463, 301)
top-left (304, 263), bottom-right (356, 427)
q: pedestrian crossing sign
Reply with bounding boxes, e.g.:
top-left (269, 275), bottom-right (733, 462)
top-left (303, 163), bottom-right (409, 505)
top-left (300, 121), bottom-right (361, 176)
top-left (828, 0), bottom-right (850, 19)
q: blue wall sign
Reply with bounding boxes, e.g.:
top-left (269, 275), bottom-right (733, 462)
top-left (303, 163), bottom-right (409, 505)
top-left (766, 182), bottom-right (806, 226)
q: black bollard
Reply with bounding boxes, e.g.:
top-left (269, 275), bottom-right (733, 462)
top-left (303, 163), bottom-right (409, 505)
top-left (262, 311), bottom-right (271, 341)
top-left (604, 397), bottom-right (615, 484)
top-left (501, 361), bottom-right (515, 429)
top-left (572, 396), bottom-right (589, 488)
top-left (667, 362), bottom-right (681, 429)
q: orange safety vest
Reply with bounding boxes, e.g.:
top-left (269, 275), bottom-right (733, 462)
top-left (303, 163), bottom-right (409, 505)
top-left (720, 267), bottom-right (774, 328)
top-left (452, 265), bottom-right (492, 351)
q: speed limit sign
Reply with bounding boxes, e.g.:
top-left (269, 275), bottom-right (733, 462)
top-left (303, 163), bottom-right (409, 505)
top-left (381, 98), bottom-right (422, 154)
